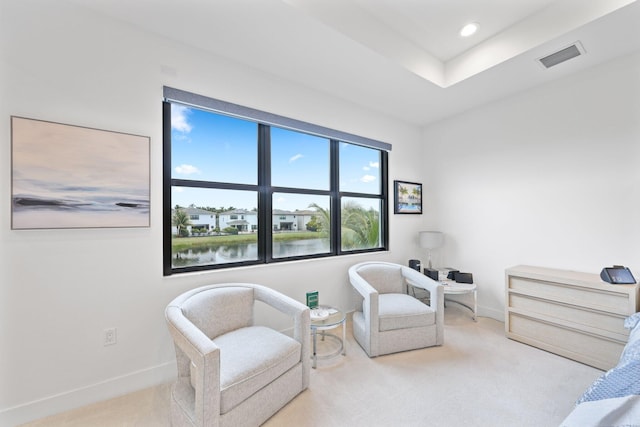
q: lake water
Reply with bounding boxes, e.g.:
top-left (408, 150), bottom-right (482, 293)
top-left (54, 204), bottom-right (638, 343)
top-left (172, 238), bottom-right (330, 268)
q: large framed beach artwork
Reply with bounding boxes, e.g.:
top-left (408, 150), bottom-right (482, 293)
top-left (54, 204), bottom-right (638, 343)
top-left (11, 116), bottom-right (150, 229)
top-left (394, 180), bottom-right (422, 214)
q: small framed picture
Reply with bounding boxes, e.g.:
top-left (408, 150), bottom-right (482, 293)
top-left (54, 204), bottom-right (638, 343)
top-left (394, 180), bottom-right (422, 214)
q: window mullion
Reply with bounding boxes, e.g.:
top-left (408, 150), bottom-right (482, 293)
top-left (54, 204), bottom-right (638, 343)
top-left (258, 124), bottom-right (272, 262)
top-left (381, 150), bottom-right (389, 251)
top-left (163, 101), bottom-right (173, 276)
top-left (330, 139), bottom-right (340, 254)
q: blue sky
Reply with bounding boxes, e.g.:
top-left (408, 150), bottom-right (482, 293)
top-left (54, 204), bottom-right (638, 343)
top-left (171, 104), bottom-right (380, 211)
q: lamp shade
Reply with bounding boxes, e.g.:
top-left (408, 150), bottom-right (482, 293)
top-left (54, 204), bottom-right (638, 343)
top-left (419, 231), bottom-right (444, 249)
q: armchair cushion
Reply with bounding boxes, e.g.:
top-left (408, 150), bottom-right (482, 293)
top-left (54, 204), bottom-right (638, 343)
top-left (214, 326), bottom-right (301, 414)
top-left (378, 293), bottom-right (436, 332)
top-left (357, 263), bottom-right (404, 294)
top-left (181, 287), bottom-right (254, 339)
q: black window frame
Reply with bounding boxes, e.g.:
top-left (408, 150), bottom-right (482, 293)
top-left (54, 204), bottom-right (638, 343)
top-left (163, 88), bottom-right (390, 276)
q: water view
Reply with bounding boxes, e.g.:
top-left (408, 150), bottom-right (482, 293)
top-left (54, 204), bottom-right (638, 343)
top-left (172, 237), bottom-right (330, 268)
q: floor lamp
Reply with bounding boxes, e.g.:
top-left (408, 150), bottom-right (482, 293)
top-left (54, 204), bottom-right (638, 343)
top-left (419, 231), bottom-right (444, 269)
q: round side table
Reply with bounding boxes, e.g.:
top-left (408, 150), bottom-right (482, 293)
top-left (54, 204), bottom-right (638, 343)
top-left (310, 306), bottom-right (346, 368)
top-left (441, 280), bottom-right (477, 321)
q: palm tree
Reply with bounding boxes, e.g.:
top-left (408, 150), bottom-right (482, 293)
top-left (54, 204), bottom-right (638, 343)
top-left (411, 185), bottom-right (421, 199)
top-left (308, 203), bottom-right (331, 235)
top-left (172, 208), bottom-right (191, 237)
top-left (341, 201), bottom-right (379, 250)
top-left (308, 201), bottom-right (380, 249)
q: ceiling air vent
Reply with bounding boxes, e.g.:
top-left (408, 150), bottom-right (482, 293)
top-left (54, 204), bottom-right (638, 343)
top-left (538, 42), bottom-right (585, 69)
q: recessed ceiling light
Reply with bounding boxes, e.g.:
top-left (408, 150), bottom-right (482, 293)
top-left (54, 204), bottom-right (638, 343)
top-left (460, 22), bottom-right (479, 37)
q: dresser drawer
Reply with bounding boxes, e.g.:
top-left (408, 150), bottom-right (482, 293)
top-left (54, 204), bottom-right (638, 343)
top-left (508, 293), bottom-right (628, 339)
top-left (507, 313), bottom-right (624, 370)
top-left (508, 276), bottom-right (634, 315)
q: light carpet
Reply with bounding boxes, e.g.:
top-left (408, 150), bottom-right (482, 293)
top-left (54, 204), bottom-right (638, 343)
top-left (22, 305), bottom-right (602, 427)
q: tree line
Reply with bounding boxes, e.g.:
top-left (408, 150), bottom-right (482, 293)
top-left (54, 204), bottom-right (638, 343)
top-left (172, 202), bottom-right (380, 249)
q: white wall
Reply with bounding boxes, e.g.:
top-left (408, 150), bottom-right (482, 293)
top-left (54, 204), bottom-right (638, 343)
top-left (423, 51), bottom-right (640, 320)
top-left (0, 1), bottom-right (426, 425)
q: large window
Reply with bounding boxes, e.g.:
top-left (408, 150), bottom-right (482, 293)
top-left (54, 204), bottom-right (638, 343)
top-left (163, 87), bottom-right (390, 275)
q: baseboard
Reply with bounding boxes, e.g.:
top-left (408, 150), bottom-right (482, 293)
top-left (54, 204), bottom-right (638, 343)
top-left (0, 361), bottom-right (176, 427)
top-left (478, 305), bottom-right (504, 322)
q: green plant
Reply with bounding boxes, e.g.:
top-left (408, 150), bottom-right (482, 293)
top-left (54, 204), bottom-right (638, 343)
top-left (341, 201), bottom-right (380, 250)
top-left (223, 226), bottom-right (239, 235)
top-left (172, 208), bottom-right (191, 237)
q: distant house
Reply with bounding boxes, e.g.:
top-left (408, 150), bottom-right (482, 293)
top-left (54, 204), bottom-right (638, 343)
top-left (172, 207), bottom-right (320, 234)
top-left (272, 209), bottom-right (319, 231)
top-left (218, 209), bottom-right (257, 232)
top-left (272, 209), bottom-right (296, 231)
top-left (294, 209), bottom-right (318, 231)
top-left (171, 207), bottom-right (216, 235)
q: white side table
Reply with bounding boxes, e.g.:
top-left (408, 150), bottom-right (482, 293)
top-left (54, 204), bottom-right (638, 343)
top-left (310, 306), bottom-right (346, 368)
top-left (441, 279), bottom-right (477, 321)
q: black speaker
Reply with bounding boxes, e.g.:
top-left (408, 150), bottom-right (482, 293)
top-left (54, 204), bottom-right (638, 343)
top-left (424, 268), bottom-right (439, 281)
top-left (408, 259), bottom-right (421, 271)
top-left (454, 272), bottom-right (474, 284)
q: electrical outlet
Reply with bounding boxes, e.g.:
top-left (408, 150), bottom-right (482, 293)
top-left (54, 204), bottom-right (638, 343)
top-left (104, 327), bottom-right (117, 346)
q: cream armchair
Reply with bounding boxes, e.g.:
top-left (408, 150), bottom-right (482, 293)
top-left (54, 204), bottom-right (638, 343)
top-left (165, 283), bottom-right (310, 427)
top-left (349, 261), bottom-right (444, 357)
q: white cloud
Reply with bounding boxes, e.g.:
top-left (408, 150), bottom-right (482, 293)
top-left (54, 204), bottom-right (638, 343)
top-left (289, 153), bottom-right (303, 163)
top-left (171, 104), bottom-right (192, 133)
top-left (175, 164), bottom-right (200, 175)
top-left (362, 161), bottom-right (378, 171)
top-left (361, 174), bottom-right (376, 183)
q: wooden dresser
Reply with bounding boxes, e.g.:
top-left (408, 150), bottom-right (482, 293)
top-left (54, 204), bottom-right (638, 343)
top-left (505, 265), bottom-right (639, 370)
